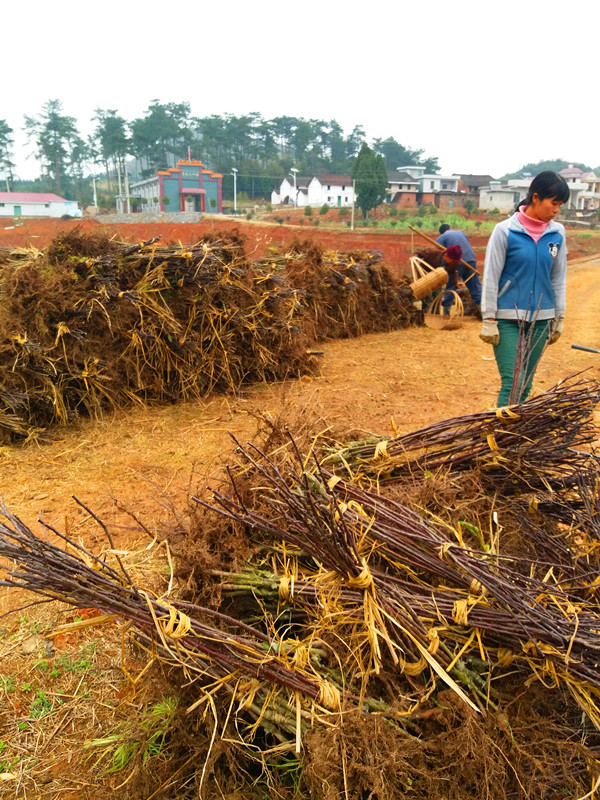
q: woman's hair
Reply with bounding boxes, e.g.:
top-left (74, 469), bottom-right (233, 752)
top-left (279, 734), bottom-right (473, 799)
top-left (439, 223), bottom-right (450, 234)
top-left (518, 170), bottom-right (570, 211)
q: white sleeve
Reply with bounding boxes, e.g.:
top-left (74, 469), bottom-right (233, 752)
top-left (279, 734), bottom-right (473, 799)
top-left (481, 224), bottom-right (508, 319)
top-left (550, 228), bottom-right (567, 318)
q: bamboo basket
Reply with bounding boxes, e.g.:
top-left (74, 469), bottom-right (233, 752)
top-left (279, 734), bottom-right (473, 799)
top-left (424, 290), bottom-right (464, 330)
top-left (409, 257), bottom-right (448, 300)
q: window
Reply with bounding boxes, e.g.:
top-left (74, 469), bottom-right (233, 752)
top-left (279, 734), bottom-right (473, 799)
top-left (430, 181), bottom-right (435, 190)
top-left (45, 203), bottom-right (50, 208)
top-left (0, 203), bottom-right (4, 207)
top-left (327, 185), bottom-right (331, 190)
top-left (442, 183), bottom-right (447, 190)
top-left (342, 185), bottom-right (345, 190)
top-left (327, 196), bottom-right (331, 202)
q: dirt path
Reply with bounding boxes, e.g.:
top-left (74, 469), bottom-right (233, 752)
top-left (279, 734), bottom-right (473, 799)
top-left (1, 257), bottom-right (599, 540)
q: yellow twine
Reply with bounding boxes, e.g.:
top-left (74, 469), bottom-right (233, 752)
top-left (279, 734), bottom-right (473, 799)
top-left (373, 440), bottom-right (389, 461)
top-left (439, 542), bottom-right (455, 561)
top-left (159, 603), bottom-right (192, 640)
top-left (347, 558), bottom-right (374, 589)
top-left (278, 575), bottom-right (293, 602)
top-left (529, 497), bottom-right (540, 513)
top-left (469, 578), bottom-right (485, 597)
top-left (327, 475), bottom-right (342, 491)
top-left (486, 433), bottom-right (499, 451)
top-left (291, 644), bottom-right (309, 670)
top-left (496, 406), bottom-right (521, 420)
top-left (317, 680), bottom-right (341, 710)
top-left (452, 598), bottom-right (470, 626)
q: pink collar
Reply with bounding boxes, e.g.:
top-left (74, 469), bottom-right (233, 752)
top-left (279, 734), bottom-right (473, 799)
top-left (517, 207), bottom-right (549, 243)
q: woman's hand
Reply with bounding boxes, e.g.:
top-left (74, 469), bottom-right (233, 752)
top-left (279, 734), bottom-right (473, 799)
top-left (480, 320), bottom-right (499, 345)
top-left (548, 318), bottom-right (564, 345)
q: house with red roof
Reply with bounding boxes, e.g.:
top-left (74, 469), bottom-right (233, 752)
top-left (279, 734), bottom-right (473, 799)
top-left (0, 192), bottom-right (82, 218)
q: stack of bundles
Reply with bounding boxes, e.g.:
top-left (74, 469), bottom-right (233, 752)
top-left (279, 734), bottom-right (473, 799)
top-left (2, 377), bottom-right (600, 798)
top-left (323, 375), bottom-right (600, 493)
top-left (257, 238), bottom-right (421, 340)
top-left (0, 228), bottom-right (315, 443)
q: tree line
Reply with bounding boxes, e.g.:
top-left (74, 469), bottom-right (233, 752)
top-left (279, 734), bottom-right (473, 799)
top-left (0, 100), bottom-right (441, 204)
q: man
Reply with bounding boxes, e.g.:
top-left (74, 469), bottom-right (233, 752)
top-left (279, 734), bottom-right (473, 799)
top-left (415, 244), bottom-right (465, 311)
top-left (437, 223), bottom-right (482, 314)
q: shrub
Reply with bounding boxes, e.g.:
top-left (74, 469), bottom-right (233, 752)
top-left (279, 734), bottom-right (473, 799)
top-left (338, 207), bottom-right (350, 217)
top-left (428, 206), bottom-right (438, 215)
top-left (245, 210), bottom-right (254, 220)
top-left (285, 216), bottom-right (291, 222)
top-left (390, 220), bottom-right (397, 227)
top-left (314, 219), bottom-right (320, 226)
top-left (397, 210), bottom-right (407, 220)
top-left (161, 196), bottom-right (170, 206)
top-left (266, 203), bottom-right (273, 212)
top-left (185, 195), bottom-right (193, 204)
top-left (345, 221), bottom-right (351, 227)
top-left (371, 221), bottom-right (378, 227)
top-left (389, 206), bottom-right (399, 217)
top-left (417, 205), bottom-right (428, 217)
top-left (304, 206), bottom-right (313, 217)
top-left (274, 216), bottom-right (284, 225)
top-left (490, 208), bottom-right (500, 216)
top-left (319, 204), bottom-right (329, 215)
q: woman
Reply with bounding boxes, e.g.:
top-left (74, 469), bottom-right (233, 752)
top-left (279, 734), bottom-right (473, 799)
top-left (480, 171), bottom-right (569, 406)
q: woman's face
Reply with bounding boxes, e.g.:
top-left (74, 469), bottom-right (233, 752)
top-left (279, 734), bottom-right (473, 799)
top-left (528, 193), bottom-right (563, 222)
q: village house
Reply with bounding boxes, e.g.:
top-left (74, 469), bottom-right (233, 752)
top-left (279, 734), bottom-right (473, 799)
top-left (271, 174), bottom-right (355, 208)
top-left (386, 170), bottom-right (418, 208)
top-left (558, 166), bottom-right (600, 210)
top-left (458, 174), bottom-right (496, 195)
top-left (0, 192), bottom-right (82, 218)
top-left (116, 160), bottom-right (223, 214)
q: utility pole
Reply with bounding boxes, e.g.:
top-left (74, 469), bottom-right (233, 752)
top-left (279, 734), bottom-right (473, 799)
top-left (290, 168), bottom-right (299, 209)
top-left (116, 158), bottom-right (122, 211)
top-left (92, 175), bottom-right (98, 212)
top-left (231, 167), bottom-right (238, 216)
top-left (123, 157), bottom-right (131, 214)
top-left (351, 179), bottom-right (356, 231)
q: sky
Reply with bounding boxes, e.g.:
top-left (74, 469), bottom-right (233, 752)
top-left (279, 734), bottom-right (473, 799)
top-left (3, 0), bottom-right (599, 181)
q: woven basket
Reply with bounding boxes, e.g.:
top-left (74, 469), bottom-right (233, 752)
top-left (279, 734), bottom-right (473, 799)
top-left (409, 256), bottom-right (448, 300)
top-left (424, 290), bottom-right (464, 330)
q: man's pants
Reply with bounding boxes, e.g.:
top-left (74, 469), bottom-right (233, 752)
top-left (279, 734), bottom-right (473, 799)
top-left (493, 319), bottom-right (551, 406)
top-left (442, 260), bottom-right (482, 307)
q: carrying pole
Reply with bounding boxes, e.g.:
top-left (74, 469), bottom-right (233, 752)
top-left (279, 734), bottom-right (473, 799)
top-left (408, 225), bottom-right (478, 281)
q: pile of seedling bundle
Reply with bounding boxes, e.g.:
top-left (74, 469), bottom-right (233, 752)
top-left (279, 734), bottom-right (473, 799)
top-left (256, 238), bottom-right (419, 340)
top-left (0, 229), bottom-right (420, 444)
top-left (1, 374), bottom-right (600, 799)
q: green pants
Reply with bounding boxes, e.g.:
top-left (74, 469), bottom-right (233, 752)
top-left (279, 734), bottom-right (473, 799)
top-left (493, 319), bottom-right (551, 406)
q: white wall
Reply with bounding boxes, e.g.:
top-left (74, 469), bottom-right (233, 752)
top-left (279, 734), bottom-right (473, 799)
top-left (0, 201), bottom-right (81, 218)
top-left (307, 178), bottom-right (354, 207)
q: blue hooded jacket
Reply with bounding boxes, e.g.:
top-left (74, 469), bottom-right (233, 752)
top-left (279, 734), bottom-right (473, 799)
top-left (481, 212), bottom-right (566, 321)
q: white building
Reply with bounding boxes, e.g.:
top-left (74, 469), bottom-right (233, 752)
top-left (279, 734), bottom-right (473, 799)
top-left (479, 179), bottom-right (532, 212)
top-left (272, 174), bottom-right (355, 208)
top-left (0, 192), bottom-right (82, 218)
top-left (559, 166), bottom-right (600, 210)
top-left (397, 166), bottom-right (461, 193)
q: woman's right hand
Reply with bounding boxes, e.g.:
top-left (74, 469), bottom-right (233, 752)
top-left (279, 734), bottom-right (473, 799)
top-left (480, 320), bottom-right (499, 345)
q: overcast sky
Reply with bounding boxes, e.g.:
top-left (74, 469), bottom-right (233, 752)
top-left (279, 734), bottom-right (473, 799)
top-left (4, 0), bottom-right (598, 180)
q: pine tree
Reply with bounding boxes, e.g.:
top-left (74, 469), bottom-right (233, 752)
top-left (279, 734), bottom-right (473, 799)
top-left (351, 142), bottom-right (388, 218)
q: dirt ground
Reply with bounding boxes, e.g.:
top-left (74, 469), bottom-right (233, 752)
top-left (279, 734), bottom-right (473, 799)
top-left (0, 220), bottom-right (598, 540)
top-left (0, 219), bottom-right (599, 798)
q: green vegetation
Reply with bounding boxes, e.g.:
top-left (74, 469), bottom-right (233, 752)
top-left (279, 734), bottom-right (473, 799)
top-left (304, 205), bottom-right (313, 217)
top-left (352, 142), bottom-right (388, 219)
top-left (84, 696), bottom-right (178, 775)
